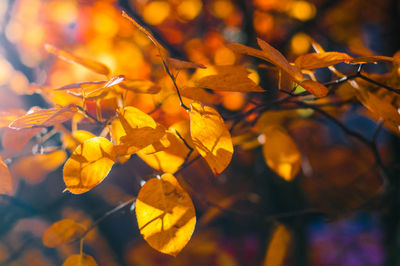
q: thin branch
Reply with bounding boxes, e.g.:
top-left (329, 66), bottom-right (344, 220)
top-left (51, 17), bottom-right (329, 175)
top-left (358, 73), bottom-right (400, 95)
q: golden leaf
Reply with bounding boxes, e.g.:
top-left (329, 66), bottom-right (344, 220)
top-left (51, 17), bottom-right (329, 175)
top-left (63, 254), bottom-right (97, 266)
top-left (42, 219), bottom-right (86, 247)
top-left (112, 107), bottom-right (166, 156)
top-left (63, 137), bottom-right (115, 194)
top-left (9, 105), bottom-right (78, 129)
top-left (120, 79), bottom-right (161, 94)
top-left (63, 130), bottom-right (97, 152)
top-left (45, 44), bottom-right (110, 76)
top-left (190, 102), bottom-right (233, 175)
top-left (262, 126), bottom-right (301, 181)
top-left (294, 52), bottom-right (353, 70)
top-left (0, 157), bottom-right (12, 195)
top-left (136, 173), bottom-right (196, 256)
top-left (297, 80), bottom-right (329, 97)
top-left (263, 224), bottom-right (291, 266)
top-left (180, 87), bottom-right (221, 105)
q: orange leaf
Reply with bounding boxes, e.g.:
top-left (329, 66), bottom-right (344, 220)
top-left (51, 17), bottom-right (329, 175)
top-left (0, 109), bottom-right (26, 128)
top-left (350, 56), bottom-right (394, 64)
top-left (45, 44), bottom-right (110, 76)
top-left (42, 219), bottom-right (86, 247)
top-left (294, 52), bottom-right (353, 70)
top-left (180, 87), bottom-right (221, 105)
top-left (190, 102), bottom-right (233, 175)
top-left (9, 105), bottom-right (78, 129)
top-left (263, 224), bottom-right (291, 266)
top-left (136, 173), bottom-right (196, 256)
top-left (2, 127), bottom-right (40, 151)
top-left (63, 254), bottom-right (97, 266)
top-left (0, 157), bottom-right (12, 195)
top-left (63, 137), bottom-right (115, 194)
top-left (297, 80), bottom-right (329, 97)
top-left (166, 57), bottom-right (206, 70)
top-left (262, 126), bottom-right (301, 181)
top-left (119, 79), bottom-right (161, 94)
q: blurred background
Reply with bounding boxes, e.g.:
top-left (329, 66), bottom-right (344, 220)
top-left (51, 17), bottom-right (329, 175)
top-left (0, 0), bottom-right (399, 265)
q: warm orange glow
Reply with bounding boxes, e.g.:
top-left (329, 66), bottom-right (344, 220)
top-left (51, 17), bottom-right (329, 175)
top-left (291, 32), bottom-right (311, 54)
top-left (177, 0), bottom-right (203, 21)
top-left (143, 1), bottom-right (171, 25)
top-left (212, 0), bottom-right (234, 19)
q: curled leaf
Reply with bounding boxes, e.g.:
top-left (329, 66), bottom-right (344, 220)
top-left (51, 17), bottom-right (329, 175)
top-left (63, 254), bottom-right (97, 266)
top-left (42, 219), bottom-right (86, 247)
top-left (190, 102), bottom-right (233, 175)
top-left (63, 137), bottom-right (115, 194)
top-left (136, 173), bottom-right (196, 256)
top-left (262, 126), bottom-right (301, 181)
top-left (0, 157), bottom-right (12, 195)
top-left (45, 44), bottom-right (110, 76)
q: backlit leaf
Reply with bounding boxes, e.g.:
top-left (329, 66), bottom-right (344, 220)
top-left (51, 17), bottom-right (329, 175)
top-left (136, 173), bottom-right (196, 256)
top-left (294, 52), bottom-right (353, 69)
top-left (180, 87), bottom-right (221, 105)
top-left (166, 57), bottom-right (206, 70)
top-left (2, 127), bottom-right (40, 151)
top-left (63, 137), bottom-right (115, 194)
top-left (120, 79), bottom-right (161, 94)
top-left (63, 254), bottom-right (97, 266)
top-left (262, 126), bottom-right (301, 181)
top-left (350, 56), bottom-right (393, 64)
top-left (63, 130), bottom-right (97, 152)
top-left (42, 219), bottom-right (86, 247)
top-left (297, 80), bottom-right (329, 97)
top-left (263, 224), bottom-right (291, 266)
top-left (45, 44), bottom-right (110, 76)
top-left (190, 102), bottom-right (233, 175)
top-left (0, 109), bottom-right (26, 128)
top-left (9, 105), bottom-right (78, 129)
top-left (0, 157), bottom-right (12, 195)
top-left (112, 107), bottom-right (166, 156)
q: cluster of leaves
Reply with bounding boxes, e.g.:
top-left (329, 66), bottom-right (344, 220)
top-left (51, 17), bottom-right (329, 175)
top-left (1, 0), bottom-right (400, 265)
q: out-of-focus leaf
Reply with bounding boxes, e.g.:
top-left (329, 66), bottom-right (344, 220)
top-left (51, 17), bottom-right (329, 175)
top-left (63, 137), bottom-right (115, 194)
top-left (2, 127), bottom-right (40, 151)
top-left (186, 65), bottom-right (264, 92)
top-left (63, 254), bottom-right (97, 266)
top-left (294, 52), bottom-right (353, 69)
top-left (112, 107), bottom-right (166, 156)
top-left (136, 173), bottom-right (196, 256)
top-left (297, 80), bottom-right (329, 97)
top-left (45, 44), bottom-right (110, 76)
top-left (199, 196), bottom-right (236, 226)
top-left (262, 126), bottom-right (301, 181)
top-left (0, 157), bottom-right (12, 195)
top-left (9, 105), bottom-right (78, 129)
top-left (42, 219), bottom-right (86, 247)
top-left (263, 224), bottom-right (291, 266)
top-left (0, 109), bottom-right (26, 128)
top-left (120, 79), bottom-right (161, 94)
top-left (11, 150), bottom-right (67, 184)
top-left (190, 102), bottom-right (233, 175)
top-left (166, 57), bottom-right (206, 70)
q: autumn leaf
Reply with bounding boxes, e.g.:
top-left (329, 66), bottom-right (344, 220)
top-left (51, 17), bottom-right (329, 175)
top-left (0, 157), bottom-right (13, 195)
top-left (63, 130), bottom-right (97, 152)
top-left (63, 254), bottom-right (97, 266)
top-left (294, 52), bottom-right (353, 70)
top-left (136, 173), bottom-right (196, 256)
top-left (180, 86), bottom-right (221, 105)
top-left (190, 102), bottom-right (233, 175)
top-left (9, 105), bottom-right (78, 129)
top-left (262, 126), bottom-right (301, 181)
top-left (0, 109), bottom-right (26, 128)
top-left (42, 219), bottom-right (86, 247)
top-left (166, 57), bottom-right (206, 70)
top-left (350, 55), bottom-right (394, 64)
top-left (1, 127), bottom-right (41, 151)
top-left (119, 79), bottom-right (161, 94)
top-left (263, 224), bottom-right (291, 266)
top-left (297, 80), bottom-right (329, 97)
top-left (63, 137), bottom-right (115, 194)
top-left (45, 44), bottom-right (110, 76)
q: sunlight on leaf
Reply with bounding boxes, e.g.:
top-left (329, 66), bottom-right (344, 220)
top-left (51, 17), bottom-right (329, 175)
top-left (0, 157), bottom-right (12, 195)
top-left (298, 80), bottom-right (328, 97)
top-left (120, 79), bottom-right (161, 94)
top-left (136, 173), bottom-right (196, 256)
top-left (166, 57), bottom-right (206, 70)
top-left (63, 137), bottom-right (115, 194)
top-left (45, 44), bottom-right (110, 76)
top-left (63, 254), bottom-right (97, 266)
top-left (42, 219), bottom-right (86, 247)
top-left (190, 102), bottom-right (233, 175)
top-left (262, 126), bottom-right (301, 181)
top-left (294, 52), bottom-right (353, 70)
top-left (263, 224), bottom-right (291, 266)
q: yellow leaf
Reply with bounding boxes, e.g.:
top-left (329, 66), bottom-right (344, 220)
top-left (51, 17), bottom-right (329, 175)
top-left (45, 44), bottom-right (110, 76)
top-left (63, 254), bottom-right (97, 266)
top-left (187, 65), bottom-right (264, 92)
top-left (297, 80), bottom-right (329, 97)
top-left (294, 52), bottom-right (353, 70)
top-left (262, 126), bottom-right (301, 181)
top-left (180, 86), bottom-right (221, 105)
top-left (136, 173), bottom-right (196, 256)
top-left (63, 130), bottom-right (97, 152)
top-left (190, 102), bottom-right (233, 175)
top-left (166, 57), bottom-right (206, 70)
top-left (263, 224), bottom-right (291, 266)
top-left (112, 107), bottom-right (166, 156)
top-left (42, 219), bottom-right (86, 247)
top-left (11, 150), bottom-right (67, 184)
top-left (9, 105), bottom-right (78, 129)
top-left (63, 137), bottom-right (115, 194)
top-left (120, 79), bottom-right (161, 94)
top-left (0, 157), bottom-right (12, 195)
